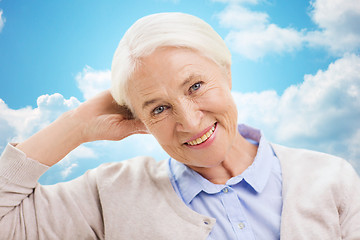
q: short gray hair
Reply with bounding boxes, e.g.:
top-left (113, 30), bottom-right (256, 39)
top-left (111, 12), bottom-right (231, 112)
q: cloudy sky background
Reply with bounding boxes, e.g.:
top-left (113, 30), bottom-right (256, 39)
top-left (0, 0), bottom-right (359, 184)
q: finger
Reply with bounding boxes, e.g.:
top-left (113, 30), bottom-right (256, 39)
top-left (120, 119), bottom-right (149, 138)
top-left (114, 104), bottom-right (134, 119)
top-left (131, 119), bottom-right (149, 134)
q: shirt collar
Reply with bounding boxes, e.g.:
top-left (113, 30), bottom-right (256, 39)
top-left (169, 124), bottom-right (276, 204)
top-left (236, 124), bottom-right (276, 193)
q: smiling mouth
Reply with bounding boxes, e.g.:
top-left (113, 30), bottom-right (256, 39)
top-left (185, 123), bottom-right (217, 146)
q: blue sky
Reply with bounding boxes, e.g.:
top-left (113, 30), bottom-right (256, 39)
top-left (0, 0), bottom-right (359, 184)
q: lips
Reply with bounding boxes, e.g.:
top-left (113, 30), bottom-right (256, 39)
top-left (185, 123), bottom-right (217, 146)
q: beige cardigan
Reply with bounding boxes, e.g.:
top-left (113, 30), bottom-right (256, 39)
top-left (0, 143), bottom-right (359, 239)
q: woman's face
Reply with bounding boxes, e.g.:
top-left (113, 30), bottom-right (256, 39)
top-left (127, 47), bottom-right (239, 169)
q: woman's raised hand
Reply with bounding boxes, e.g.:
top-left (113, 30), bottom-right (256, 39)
top-left (74, 90), bottom-right (148, 142)
top-left (16, 90), bottom-right (148, 166)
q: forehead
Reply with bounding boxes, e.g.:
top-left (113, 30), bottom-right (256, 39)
top-left (131, 47), bottom-right (219, 86)
top-left (139, 48), bottom-right (212, 75)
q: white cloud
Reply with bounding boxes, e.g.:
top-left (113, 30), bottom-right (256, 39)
top-left (306, 0), bottom-right (360, 55)
top-left (0, 94), bottom-right (80, 145)
top-left (60, 163), bottom-right (78, 178)
top-left (59, 144), bottom-right (97, 178)
top-left (0, 94), bottom-right (92, 179)
top-left (217, 4), bottom-right (268, 30)
top-left (76, 65), bottom-right (111, 100)
top-left (226, 24), bottom-right (303, 60)
top-left (0, 9), bottom-right (5, 32)
top-left (216, 0), bottom-right (360, 60)
top-left (233, 54), bottom-right (360, 170)
top-left (216, 4), bottom-right (304, 60)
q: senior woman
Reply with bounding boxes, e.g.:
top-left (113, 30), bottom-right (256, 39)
top-left (0, 13), bottom-right (359, 240)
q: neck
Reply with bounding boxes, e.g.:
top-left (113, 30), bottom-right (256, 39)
top-left (190, 132), bottom-right (258, 184)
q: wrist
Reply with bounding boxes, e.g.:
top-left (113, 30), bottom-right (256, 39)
top-left (16, 110), bottom-right (86, 166)
top-left (59, 109), bottom-right (88, 145)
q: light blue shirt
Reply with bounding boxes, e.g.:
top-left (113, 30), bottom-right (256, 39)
top-left (168, 124), bottom-right (283, 239)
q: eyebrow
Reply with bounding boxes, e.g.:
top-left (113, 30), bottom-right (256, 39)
top-left (141, 74), bottom-right (203, 110)
top-left (181, 74), bottom-right (202, 88)
top-left (142, 98), bottom-right (162, 110)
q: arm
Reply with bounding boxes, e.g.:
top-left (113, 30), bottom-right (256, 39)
top-left (0, 146), bottom-right (104, 239)
top-left (16, 90), bottom-right (147, 166)
top-left (0, 90), bottom-right (147, 238)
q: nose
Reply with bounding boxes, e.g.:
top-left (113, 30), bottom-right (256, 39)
top-left (174, 99), bottom-right (203, 132)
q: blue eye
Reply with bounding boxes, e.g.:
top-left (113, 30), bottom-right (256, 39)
top-left (153, 106), bottom-right (166, 115)
top-left (190, 82), bottom-right (202, 92)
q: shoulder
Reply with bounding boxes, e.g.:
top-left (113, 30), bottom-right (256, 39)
top-left (271, 143), bottom-right (360, 197)
top-left (271, 143), bottom-right (359, 201)
top-left (271, 143), bottom-right (354, 177)
top-left (273, 144), bottom-right (360, 238)
top-left (90, 156), bottom-right (169, 188)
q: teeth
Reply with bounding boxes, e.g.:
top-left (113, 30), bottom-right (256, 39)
top-left (187, 124), bottom-right (216, 146)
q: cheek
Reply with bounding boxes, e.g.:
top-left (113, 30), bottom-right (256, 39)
top-left (222, 97), bottom-right (238, 130)
top-left (201, 91), bottom-right (238, 135)
top-left (200, 89), bottom-right (237, 117)
top-left (145, 117), bottom-right (176, 144)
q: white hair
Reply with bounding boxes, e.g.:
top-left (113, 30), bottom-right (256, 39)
top-left (110, 12), bottom-right (231, 113)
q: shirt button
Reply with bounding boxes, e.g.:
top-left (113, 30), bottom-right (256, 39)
top-left (222, 187), bottom-right (229, 193)
top-left (238, 222), bottom-right (245, 229)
